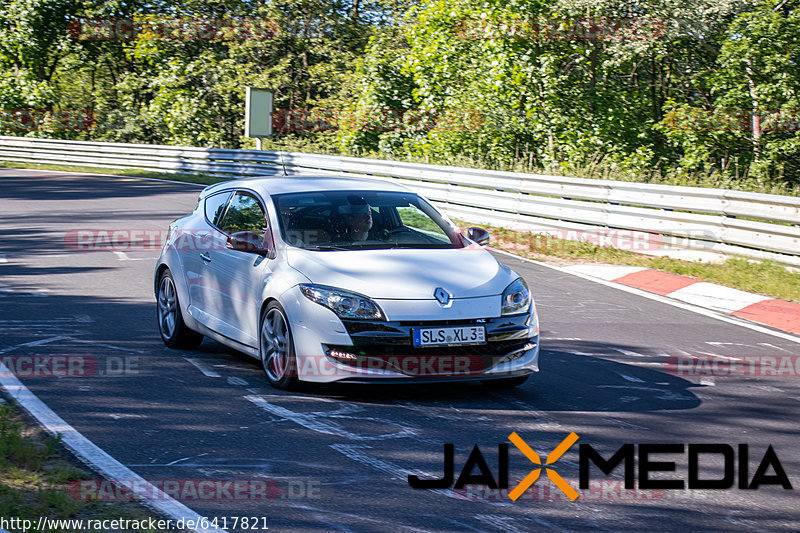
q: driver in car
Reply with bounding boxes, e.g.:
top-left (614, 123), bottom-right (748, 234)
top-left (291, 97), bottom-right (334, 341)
top-left (339, 201), bottom-right (374, 242)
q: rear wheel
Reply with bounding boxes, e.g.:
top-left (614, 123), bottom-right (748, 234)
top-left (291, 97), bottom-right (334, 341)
top-left (260, 302), bottom-right (299, 390)
top-left (481, 375), bottom-right (529, 388)
top-left (157, 270), bottom-right (203, 349)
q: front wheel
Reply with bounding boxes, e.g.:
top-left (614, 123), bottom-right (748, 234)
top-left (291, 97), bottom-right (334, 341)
top-left (157, 270), bottom-right (203, 349)
top-left (260, 302), bottom-right (299, 390)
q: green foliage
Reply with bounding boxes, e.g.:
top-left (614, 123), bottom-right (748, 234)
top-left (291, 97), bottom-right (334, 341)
top-left (1, 0), bottom-right (799, 191)
top-left (0, 0), bottom-right (78, 80)
top-left (658, 1), bottom-right (800, 183)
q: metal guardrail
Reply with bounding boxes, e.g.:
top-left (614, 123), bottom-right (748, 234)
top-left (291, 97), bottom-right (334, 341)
top-left (1, 135), bottom-right (799, 266)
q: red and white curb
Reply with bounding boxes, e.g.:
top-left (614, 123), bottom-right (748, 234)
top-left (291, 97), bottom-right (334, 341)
top-left (564, 265), bottom-right (800, 335)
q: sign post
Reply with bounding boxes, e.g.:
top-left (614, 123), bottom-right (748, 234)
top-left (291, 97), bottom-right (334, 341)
top-left (245, 87), bottom-right (273, 150)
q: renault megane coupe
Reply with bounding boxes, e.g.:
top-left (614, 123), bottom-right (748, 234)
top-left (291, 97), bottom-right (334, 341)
top-left (155, 176), bottom-right (539, 389)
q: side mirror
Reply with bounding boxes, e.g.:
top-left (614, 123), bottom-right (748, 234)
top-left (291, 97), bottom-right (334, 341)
top-left (467, 227), bottom-right (490, 246)
top-left (227, 231), bottom-right (274, 256)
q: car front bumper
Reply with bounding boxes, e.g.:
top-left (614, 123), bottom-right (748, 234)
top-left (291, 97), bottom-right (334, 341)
top-left (282, 288), bottom-right (539, 383)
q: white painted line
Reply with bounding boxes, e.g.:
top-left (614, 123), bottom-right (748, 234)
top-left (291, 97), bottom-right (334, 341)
top-left (184, 358), bottom-right (221, 377)
top-left (292, 504), bottom-right (431, 532)
top-left (596, 385), bottom-right (669, 392)
top-left (705, 354), bottom-right (741, 361)
top-left (245, 395), bottom-right (416, 441)
top-left (562, 264), bottom-right (646, 281)
top-left (474, 514), bottom-right (533, 533)
top-left (757, 343), bottom-right (792, 353)
top-left (0, 362), bottom-right (225, 533)
top-left (65, 339), bottom-right (144, 353)
top-left (602, 417), bottom-right (650, 431)
top-left (493, 249), bottom-right (800, 345)
top-left (0, 287), bottom-right (50, 297)
top-left (328, 443), bottom-right (506, 506)
top-left (166, 453), bottom-right (208, 466)
top-left (0, 336), bottom-right (70, 355)
top-left (111, 251), bottom-right (158, 262)
top-left (615, 372), bottom-right (646, 383)
top-left (0, 316), bottom-right (90, 324)
top-left (491, 395), bottom-right (562, 427)
top-left (667, 282), bottom-right (771, 313)
top-left (476, 514), bottom-right (567, 533)
top-left (706, 342), bottom-right (748, 346)
top-left (611, 348), bottom-right (669, 357)
top-left (429, 516), bottom-right (486, 533)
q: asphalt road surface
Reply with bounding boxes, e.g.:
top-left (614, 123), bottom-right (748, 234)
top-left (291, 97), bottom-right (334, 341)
top-left (1, 167), bottom-right (800, 532)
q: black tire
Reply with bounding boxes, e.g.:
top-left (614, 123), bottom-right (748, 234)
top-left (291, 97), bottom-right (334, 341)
top-left (157, 270), bottom-right (203, 349)
top-left (259, 302), bottom-right (299, 390)
top-left (481, 375), bottom-right (530, 389)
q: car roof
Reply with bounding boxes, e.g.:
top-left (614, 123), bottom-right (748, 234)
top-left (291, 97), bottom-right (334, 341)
top-left (200, 175), bottom-right (413, 198)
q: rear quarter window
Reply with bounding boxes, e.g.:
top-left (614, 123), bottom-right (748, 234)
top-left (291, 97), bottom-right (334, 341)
top-left (204, 191), bottom-right (232, 227)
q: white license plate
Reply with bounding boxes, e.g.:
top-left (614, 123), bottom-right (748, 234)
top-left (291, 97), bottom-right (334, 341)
top-left (412, 326), bottom-right (486, 347)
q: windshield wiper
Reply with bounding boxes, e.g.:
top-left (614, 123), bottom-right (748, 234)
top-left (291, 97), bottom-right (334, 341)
top-left (305, 245), bottom-right (353, 251)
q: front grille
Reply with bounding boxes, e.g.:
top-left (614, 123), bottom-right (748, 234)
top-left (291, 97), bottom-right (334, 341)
top-left (334, 315), bottom-right (533, 376)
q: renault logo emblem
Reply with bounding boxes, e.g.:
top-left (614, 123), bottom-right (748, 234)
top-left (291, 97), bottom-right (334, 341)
top-left (434, 287), bottom-right (451, 306)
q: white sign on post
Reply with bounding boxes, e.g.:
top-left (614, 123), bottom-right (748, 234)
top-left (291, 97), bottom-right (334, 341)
top-left (245, 88), bottom-right (273, 148)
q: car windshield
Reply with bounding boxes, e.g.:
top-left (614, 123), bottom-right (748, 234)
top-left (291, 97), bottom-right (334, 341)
top-left (273, 190), bottom-right (466, 251)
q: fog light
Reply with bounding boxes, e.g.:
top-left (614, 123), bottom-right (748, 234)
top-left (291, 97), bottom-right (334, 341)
top-left (327, 349), bottom-right (358, 361)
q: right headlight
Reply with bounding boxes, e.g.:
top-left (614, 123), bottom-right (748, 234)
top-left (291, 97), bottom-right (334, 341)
top-left (501, 278), bottom-right (531, 316)
top-left (300, 284), bottom-right (385, 320)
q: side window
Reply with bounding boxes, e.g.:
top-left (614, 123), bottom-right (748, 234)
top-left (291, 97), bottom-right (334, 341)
top-left (217, 192), bottom-right (268, 235)
top-left (204, 191), bottom-right (232, 228)
top-left (397, 205), bottom-right (448, 238)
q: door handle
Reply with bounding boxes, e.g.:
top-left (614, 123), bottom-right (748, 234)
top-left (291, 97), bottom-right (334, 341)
top-left (200, 253), bottom-right (211, 263)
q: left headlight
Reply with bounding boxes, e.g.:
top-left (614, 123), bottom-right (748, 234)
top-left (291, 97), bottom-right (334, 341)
top-left (501, 278), bottom-right (531, 316)
top-left (300, 284), bottom-right (385, 320)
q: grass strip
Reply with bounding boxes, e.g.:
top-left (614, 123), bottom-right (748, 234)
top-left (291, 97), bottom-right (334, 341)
top-left (0, 401), bottom-right (169, 531)
top-left (0, 160), bottom-right (225, 186)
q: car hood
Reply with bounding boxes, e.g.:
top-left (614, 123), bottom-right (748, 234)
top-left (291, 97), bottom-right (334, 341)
top-left (286, 248), bottom-right (516, 300)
